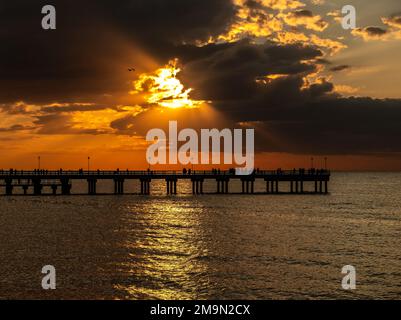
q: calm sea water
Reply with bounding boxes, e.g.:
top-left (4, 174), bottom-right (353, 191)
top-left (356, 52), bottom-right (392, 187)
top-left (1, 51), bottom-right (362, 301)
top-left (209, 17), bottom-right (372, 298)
top-left (0, 172), bottom-right (400, 300)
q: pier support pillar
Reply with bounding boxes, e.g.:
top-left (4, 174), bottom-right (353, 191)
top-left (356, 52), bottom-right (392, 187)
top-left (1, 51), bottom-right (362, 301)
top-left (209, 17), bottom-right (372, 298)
top-left (22, 185), bottom-right (29, 195)
top-left (61, 178), bottom-right (72, 195)
top-left (140, 179), bottom-right (151, 195)
top-left (300, 181), bottom-right (304, 194)
top-left (324, 181), bottom-right (328, 194)
top-left (216, 179), bottom-right (229, 194)
top-left (88, 179), bottom-right (97, 195)
top-left (166, 179), bottom-right (177, 195)
top-left (51, 185), bottom-right (58, 195)
top-left (33, 178), bottom-right (42, 195)
top-left (319, 180), bottom-right (323, 194)
top-left (315, 180), bottom-right (318, 194)
top-left (114, 179), bottom-right (124, 195)
top-left (5, 178), bottom-right (13, 195)
top-left (241, 179), bottom-right (254, 194)
top-left (192, 179), bottom-right (203, 195)
top-left (120, 179), bottom-right (124, 194)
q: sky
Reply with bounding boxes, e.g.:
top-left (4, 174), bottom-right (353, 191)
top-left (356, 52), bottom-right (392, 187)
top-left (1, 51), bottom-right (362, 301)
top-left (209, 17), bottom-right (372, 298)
top-left (1, 0), bottom-right (401, 170)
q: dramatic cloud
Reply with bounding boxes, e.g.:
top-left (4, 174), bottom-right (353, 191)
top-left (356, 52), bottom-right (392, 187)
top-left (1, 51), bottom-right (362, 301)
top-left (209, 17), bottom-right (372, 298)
top-left (352, 26), bottom-right (389, 41)
top-left (282, 9), bottom-right (329, 32)
top-left (353, 13), bottom-right (401, 41)
top-left (1, 0), bottom-right (401, 161)
top-left (180, 40), bottom-right (324, 101)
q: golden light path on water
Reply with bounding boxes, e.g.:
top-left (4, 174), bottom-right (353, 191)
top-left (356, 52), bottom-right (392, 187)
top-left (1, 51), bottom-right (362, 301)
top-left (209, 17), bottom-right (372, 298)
top-left (114, 183), bottom-right (211, 299)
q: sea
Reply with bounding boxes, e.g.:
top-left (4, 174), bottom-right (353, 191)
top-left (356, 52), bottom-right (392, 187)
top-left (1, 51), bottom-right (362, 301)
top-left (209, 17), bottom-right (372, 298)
top-left (0, 172), bottom-right (400, 299)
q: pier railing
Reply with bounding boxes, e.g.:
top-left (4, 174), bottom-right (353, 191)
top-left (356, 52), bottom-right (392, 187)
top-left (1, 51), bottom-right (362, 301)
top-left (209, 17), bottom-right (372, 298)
top-left (0, 169), bottom-right (330, 177)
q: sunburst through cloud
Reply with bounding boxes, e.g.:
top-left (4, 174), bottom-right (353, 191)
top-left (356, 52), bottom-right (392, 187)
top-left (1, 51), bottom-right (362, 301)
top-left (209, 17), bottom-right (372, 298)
top-left (131, 59), bottom-right (205, 109)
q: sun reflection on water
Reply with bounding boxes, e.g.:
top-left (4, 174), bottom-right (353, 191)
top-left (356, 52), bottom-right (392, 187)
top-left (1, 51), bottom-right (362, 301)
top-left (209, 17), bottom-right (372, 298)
top-left (115, 198), bottom-right (211, 299)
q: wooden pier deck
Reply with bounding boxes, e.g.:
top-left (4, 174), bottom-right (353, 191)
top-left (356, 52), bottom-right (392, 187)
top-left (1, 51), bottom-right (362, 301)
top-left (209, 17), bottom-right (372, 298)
top-left (0, 169), bottom-right (330, 196)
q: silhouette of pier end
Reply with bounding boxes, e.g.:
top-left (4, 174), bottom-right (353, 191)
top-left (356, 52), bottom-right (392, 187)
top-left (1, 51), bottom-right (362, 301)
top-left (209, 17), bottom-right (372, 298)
top-left (0, 169), bottom-right (330, 196)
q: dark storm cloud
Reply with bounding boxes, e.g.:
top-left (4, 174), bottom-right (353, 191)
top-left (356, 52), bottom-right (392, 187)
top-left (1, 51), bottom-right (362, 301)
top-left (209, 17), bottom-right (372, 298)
top-left (2, 1), bottom-right (401, 156)
top-left (0, 0), bottom-right (236, 103)
top-left (1, 1), bottom-right (121, 103)
top-left (181, 40), bottom-right (323, 101)
top-left (210, 88), bottom-right (401, 155)
top-left (250, 98), bottom-right (401, 155)
top-left (173, 40), bottom-right (401, 156)
top-left (98, 0), bottom-right (237, 45)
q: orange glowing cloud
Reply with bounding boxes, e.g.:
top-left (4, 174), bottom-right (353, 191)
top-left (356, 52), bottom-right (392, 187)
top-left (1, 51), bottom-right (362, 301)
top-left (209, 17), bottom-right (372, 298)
top-left (281, 10), bottom-right (329, 32)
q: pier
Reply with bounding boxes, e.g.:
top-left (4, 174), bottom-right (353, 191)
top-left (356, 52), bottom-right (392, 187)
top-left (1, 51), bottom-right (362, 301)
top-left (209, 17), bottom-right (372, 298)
top-left (0, 169), bottom-right (330, 196)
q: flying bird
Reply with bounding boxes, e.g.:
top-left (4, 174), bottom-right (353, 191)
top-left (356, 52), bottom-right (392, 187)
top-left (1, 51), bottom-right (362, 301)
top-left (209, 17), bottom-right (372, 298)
top-left (128, 68), bottom-right (136, 72)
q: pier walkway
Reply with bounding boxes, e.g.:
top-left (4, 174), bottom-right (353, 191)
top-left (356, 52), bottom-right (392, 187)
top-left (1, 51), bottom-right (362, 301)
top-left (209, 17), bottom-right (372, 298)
top-left (0, 169), bottom-right (330, 196)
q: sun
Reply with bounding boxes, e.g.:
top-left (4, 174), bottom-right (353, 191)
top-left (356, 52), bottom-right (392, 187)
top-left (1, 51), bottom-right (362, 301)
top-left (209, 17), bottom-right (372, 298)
top-left (131, 59), bottom-right (204, 109)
